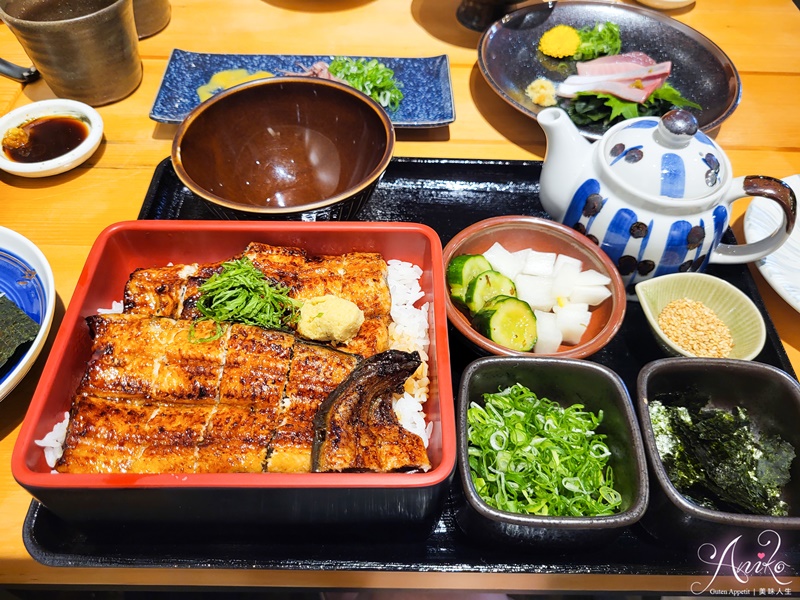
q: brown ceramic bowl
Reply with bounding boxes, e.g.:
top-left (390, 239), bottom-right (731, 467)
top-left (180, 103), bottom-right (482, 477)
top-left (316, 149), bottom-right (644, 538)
top-left (442, 215), bottom-right (626, 359)
top-left (171, 77), bottom-right (395, 220)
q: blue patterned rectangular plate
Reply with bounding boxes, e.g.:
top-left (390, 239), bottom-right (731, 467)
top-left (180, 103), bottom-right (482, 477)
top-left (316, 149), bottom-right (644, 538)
top-left (150, 49), bottom-right (455, 128)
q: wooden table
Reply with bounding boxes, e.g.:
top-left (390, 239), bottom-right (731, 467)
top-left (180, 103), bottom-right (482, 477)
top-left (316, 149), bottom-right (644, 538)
top-left (1, 0), bottom-right (798, 593)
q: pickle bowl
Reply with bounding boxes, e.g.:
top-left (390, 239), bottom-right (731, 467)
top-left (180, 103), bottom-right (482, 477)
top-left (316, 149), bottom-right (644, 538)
top-left (636, 358), bottom-right (800, 548)
top-left (454, 355), bottom-right (649, 549)
top-left (442, 215), bottom-right (627, 359)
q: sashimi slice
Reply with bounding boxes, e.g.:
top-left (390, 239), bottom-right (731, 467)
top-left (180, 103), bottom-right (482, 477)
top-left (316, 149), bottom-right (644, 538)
top-left (561, 76), bottom-right (667, 103)
top-left (560, 61), bottom-right (672, 86)
top-left (558, 72), bottom-right (669, 103)
top-left (558, 61), bottom-right (672, 103)
top-left (576, 51), bottom-right (656, 76)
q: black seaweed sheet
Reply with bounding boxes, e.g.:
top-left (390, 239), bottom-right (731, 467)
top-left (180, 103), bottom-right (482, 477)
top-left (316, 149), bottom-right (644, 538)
top-left (22, 157), bottom-right (797, 574)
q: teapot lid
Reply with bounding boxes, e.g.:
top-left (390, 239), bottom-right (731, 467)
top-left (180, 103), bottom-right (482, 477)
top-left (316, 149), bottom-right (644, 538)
top-left (602, 110), bottom-right (726, 201)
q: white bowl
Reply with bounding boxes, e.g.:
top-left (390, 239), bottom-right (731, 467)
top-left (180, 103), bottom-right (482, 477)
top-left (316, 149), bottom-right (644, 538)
top-left (0, 226), bottom-right (56, 402)
top-left (0, 99), bottom-right (103, 178)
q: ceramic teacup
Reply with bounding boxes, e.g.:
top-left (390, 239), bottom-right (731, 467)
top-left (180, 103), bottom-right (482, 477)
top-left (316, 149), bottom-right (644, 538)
top-left (0, 0), bottom-right (142, 106)
top-left (132, 0), bottom-right (170, 39)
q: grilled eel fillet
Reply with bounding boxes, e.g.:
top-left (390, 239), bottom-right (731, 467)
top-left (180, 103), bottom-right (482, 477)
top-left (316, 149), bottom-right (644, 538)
top-left (312, 350), bottom-right (431, 473)
top-left (57, 313), bottom-right (361, 474)
top-left (122, 242), bottom-right (391, 357)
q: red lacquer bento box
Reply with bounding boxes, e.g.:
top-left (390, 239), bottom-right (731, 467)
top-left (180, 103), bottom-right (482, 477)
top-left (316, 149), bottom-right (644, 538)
top-left (12, 221), bottom-right (455, 532)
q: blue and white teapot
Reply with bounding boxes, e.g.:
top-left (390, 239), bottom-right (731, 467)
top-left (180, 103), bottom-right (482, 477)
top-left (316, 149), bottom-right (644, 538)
top-left (537, 107), bottom-right (797, 291)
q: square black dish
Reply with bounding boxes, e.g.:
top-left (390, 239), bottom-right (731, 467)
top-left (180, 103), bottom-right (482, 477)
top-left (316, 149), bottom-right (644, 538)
top-left (637, 357), bottom-right (800, 548)
top-left (455, 356), bottom-right (648, 549)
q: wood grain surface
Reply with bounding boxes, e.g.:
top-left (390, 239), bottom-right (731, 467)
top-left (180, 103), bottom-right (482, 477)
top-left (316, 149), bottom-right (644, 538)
top-left (0, 0), bottom-right (798, 591)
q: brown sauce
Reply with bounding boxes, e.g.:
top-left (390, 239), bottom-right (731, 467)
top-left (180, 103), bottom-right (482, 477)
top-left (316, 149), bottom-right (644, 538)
top-left (2, 115), bottom-right (89, 163)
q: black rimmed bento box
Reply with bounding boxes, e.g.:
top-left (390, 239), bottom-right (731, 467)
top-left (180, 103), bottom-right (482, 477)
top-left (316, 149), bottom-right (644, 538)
top-left (11, 221), bottom-right (455, 536)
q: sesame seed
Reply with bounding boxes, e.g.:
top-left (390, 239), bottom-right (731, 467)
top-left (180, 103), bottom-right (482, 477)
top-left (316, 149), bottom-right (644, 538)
top-left (657, 298), bottom-right (734, 358)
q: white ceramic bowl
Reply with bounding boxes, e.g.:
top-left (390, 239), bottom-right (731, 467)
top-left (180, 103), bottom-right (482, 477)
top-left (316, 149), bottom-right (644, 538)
top-left (0, 226), bottom-right (55, 402)
top-left (635, 272), bottom-right (766, 361)
top-left (0, 99), bottom-right (103, 178)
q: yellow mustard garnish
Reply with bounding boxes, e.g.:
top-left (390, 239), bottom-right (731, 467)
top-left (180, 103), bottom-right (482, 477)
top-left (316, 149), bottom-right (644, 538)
top-left (197, 68), bottom-right (274, 102)
top-left (538, 24), bottom-right (581, 59)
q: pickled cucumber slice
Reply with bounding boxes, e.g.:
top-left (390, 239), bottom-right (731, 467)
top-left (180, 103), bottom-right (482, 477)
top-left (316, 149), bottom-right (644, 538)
top-left (465, 270), bottom-right (516, 314)
top-left (472, 295), bottom-right (537, 352)
top-left (446, 254), bottom-right (493, 304)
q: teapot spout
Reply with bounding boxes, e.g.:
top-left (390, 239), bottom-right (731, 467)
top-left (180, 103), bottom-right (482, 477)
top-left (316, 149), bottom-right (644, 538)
top-left (538, 107), bottom-right (593, 222)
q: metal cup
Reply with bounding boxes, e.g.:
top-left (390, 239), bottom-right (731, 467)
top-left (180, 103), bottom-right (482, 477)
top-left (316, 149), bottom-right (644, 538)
top-left (0, 0), bottom-right (143, 106)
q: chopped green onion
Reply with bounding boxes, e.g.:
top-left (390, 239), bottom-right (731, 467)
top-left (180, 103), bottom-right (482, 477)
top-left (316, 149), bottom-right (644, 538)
top-left (466, 383), bottom-right (622, 517)
top-left (573, 21), bottom-right (622, 62)
top-left (328, 57), bottom-right (404, 111)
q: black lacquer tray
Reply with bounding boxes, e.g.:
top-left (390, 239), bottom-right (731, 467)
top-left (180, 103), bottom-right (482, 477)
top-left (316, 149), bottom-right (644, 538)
top-left (22, 157), bottom-right (797, 573)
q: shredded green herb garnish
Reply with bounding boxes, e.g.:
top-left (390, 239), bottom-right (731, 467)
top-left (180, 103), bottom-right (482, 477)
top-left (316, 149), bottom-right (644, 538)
top-left (467, 383), bottom-right (622, 517)
top-left (190, 257), bottom-right (300, 342)
top-left (573, 21), bottom-right (622, 62)
top-left (328, 57), bottom-right (404, 111)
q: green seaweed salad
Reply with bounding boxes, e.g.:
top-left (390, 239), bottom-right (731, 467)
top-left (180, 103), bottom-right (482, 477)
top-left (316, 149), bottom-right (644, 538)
top-left (649, 395), bottom-right (795, 516)
top-left (466, 383), bottom-right (622, 517)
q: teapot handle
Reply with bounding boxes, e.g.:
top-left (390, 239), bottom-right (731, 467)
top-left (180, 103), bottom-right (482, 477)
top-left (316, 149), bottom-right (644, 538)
top-left (709, 175), bottom-right (797, 264)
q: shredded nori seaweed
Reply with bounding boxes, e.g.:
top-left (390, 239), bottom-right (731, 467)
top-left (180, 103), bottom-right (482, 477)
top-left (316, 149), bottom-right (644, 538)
top-left (649, 393), bottom-right (795, 517)
top-left (0, 295), bottom-right (39, 369)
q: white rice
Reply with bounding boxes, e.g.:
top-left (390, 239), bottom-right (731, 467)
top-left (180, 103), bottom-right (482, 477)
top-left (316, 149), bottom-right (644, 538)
top-left (96, 300), bottom-right (124, 314)
top-left (386, 259), bottom-right (433, 447)
top-left (34, 411), bottom-right (69, 471)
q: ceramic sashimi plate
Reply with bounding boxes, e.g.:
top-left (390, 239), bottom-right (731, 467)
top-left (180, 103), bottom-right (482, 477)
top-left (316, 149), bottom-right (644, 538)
top-left (478, 1), bottom-right (740, 140)
top-left (744, 176), bottom-right (800, 314)
top-left (150, 49), bottom-right (455, 128)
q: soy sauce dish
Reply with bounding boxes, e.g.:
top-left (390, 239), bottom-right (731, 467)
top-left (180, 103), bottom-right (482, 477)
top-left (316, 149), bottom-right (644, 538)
top-left (0, 99), bottom-right (103, 178)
